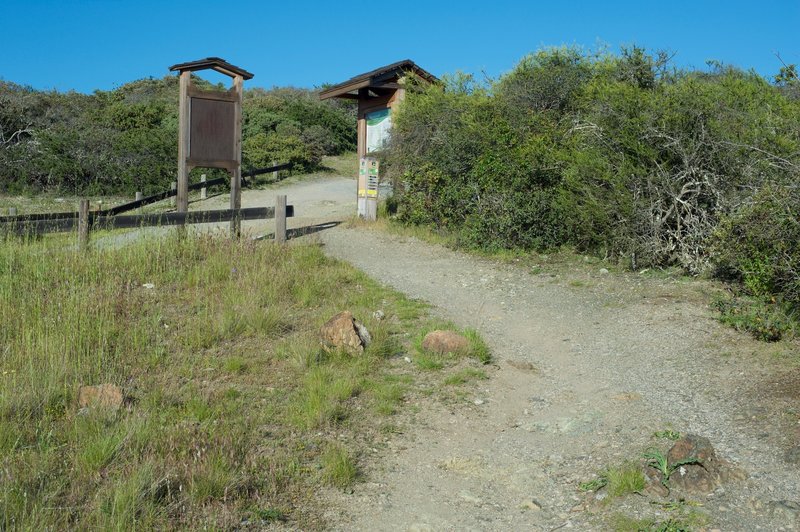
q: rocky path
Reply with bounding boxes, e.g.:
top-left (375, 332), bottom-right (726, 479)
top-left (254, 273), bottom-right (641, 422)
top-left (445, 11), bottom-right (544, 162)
top-left (309, 219), bottom-right (800, 530)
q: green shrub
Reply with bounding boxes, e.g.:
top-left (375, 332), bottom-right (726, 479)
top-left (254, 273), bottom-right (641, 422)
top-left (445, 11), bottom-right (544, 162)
top-left (714, 296), bottom-right (795, 342)
top-left (713, 184), bottom-right (800, 312)
top-left (388, 46), bottom-right (800, 329)
top-left (0, 78), bottom-right (355, 194)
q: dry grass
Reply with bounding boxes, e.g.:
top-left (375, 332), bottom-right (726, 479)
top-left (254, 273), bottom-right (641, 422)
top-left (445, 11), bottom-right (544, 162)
top-left (0, 231), bottom-right (483, 529)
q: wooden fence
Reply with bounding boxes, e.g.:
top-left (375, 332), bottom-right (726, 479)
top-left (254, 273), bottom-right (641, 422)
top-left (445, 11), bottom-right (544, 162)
top-left (1, 163), bottom-right (294, 245)
top-left (2, 196), bottom-right (293, 246)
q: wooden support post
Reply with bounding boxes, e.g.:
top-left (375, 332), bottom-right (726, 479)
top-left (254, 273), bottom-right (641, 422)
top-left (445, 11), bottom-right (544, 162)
top-left (275, 195), bottom-right (287, 243)
top-left (272, 160), bottom-right (278, 181)
top-left (78, 199), bottom-right (90, 249)
top-left (176, 71), bottom-right (190, 214)
top-left (171, 181), bottom-right (177, 208)
top-left (230, 74), bottom-right (244, 239)
top-left (8, 207), bottom-right (17, 216)
top-left (200, 174), bottom-right (207, 200)
top-left (135, 191), bottom-right (143, 201)
top-left (230, 169), bottom-right (241, 239)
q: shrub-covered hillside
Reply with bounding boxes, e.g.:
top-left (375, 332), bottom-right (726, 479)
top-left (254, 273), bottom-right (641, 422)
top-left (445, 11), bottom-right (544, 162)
top-left (0, 76), bottom-right (355, 194)
top-left (388, 47), bottom-right (800, 336)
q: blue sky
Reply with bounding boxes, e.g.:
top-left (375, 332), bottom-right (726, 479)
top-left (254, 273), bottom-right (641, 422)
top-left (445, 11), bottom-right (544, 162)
top-left (2, 0), bottom-right (799, 93)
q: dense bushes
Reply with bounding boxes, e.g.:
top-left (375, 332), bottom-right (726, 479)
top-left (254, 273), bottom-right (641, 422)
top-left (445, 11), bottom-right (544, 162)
top-left (388, 47), bottom-right (800, 336)
top-left (714, 183), bottom-right (799, 322)
top-left (242, 87), bottom-right (355, 173)
top-left (0, 77), bottom-right (355, 194)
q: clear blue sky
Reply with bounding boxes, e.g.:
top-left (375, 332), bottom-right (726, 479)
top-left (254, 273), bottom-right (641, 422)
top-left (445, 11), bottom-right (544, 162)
top-left (2, 0), bottom-right (799, 93)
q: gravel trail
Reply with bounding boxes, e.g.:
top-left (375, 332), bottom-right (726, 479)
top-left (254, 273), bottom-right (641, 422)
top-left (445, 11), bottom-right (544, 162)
top-left (309, 214), bottom-right (800, 531)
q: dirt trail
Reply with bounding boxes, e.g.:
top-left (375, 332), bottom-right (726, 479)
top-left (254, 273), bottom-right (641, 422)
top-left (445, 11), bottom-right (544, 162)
top-left (262, 177), bottom-right (800, 531)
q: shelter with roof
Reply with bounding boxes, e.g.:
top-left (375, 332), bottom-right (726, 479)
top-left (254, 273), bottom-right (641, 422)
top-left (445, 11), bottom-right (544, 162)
top-left (320, 60), bottom-right (437, 159)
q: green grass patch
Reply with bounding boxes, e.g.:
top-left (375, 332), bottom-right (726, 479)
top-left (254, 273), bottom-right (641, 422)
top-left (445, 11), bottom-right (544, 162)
top-left (320, 445), bottom-right (358, 489)
top-left (415, 352), bottom-right (446, 371)
top-left (610, 509), bottom-right (709, 532)
top-left (580, 462), bottom-right (645, 499)
top-left (714, 294), bottom-right (796, 342)
top-left (0, 232), bottom-right (482, 528)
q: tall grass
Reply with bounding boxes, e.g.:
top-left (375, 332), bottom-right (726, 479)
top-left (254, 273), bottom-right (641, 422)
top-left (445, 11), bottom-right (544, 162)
top-left (0, 232), bottom-right (453, 528)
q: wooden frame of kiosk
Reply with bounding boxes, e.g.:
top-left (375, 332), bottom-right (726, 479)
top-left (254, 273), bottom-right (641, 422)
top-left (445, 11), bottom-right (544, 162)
top-left (319, 60), bottom-right (437, 220)
top-left (168, 57), bottom-right (253, 237)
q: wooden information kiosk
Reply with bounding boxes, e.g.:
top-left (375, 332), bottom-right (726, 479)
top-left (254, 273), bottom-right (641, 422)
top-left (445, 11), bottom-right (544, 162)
top-left (169, 57), bottom-right (253, 237)
top-left (319, 60), bottom-right (437, 220)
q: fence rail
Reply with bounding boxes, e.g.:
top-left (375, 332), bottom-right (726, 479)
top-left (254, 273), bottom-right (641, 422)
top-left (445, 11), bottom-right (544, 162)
top-left (0, 161), bottom-right (293, 223)
top-left (2, 205), bottom-right (294, 235)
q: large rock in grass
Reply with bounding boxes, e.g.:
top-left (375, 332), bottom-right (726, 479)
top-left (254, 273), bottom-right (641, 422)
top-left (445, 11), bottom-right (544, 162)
top-left (320, 311), bottom-right (371, 355)
top-left (422, 330), bottom-right (469, 355)
top-left (664, 433), bottom-right (746, 494)
top-left (78, 383), bottom-right (125, 410)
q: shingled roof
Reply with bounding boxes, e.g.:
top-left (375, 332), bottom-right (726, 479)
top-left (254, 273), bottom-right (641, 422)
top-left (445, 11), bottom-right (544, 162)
top-left (319, 59), bottom-right (437, 100)
top-left (169, 57), bottom-right (254, 80)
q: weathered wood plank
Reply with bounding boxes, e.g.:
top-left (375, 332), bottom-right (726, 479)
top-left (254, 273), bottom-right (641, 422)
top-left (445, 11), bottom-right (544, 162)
top-left (1, 206), bottom-right (293, 235)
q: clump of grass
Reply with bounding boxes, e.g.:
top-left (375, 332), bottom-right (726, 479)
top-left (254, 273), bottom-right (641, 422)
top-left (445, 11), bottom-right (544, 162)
top-left (606, 462), bottom-right (646, 497)
top-left (464, 328), bottom-right (491, 364)
top-left (320, 445), bottom-right (357, 489)
top-left (653, 429), bottom-right (681, 440)
top-left (291, 367), bottom-right (359, 429)
top-left (367, 376), bottom-right (408, 415)
top-left (610, 510), bottom-right (708, 532)
top-left (223, 356), bottom-right (248, 374)
top-left (189, 453), bottom-right (238, 503)
top-left (252, 507), bottom-right (286, 523)
top-left (579, 462), bottom-right (645, 499)
top-left (96, 464), bottom-right (162, 529)
top-left (415, 352), bottom-right (445, 370)
top-left (74, 415), bottom-right (125, 475)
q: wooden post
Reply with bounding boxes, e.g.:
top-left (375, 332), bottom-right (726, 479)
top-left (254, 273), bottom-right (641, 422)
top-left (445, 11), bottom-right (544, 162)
top-left (176, 71), bottom-right (191, 214)
top-left (78, 199), bottom-right (90, 249)
top-left (272, 160), bottom-right (278, 181)
top-left (200, 174), bottom-right (207, 200)
top-left (8, 207), bottom-right (17, 216)
top-left (230, 74), bottom-right (244, 239)
top-left (135, 191), bottom-right (143, 201)
top-left (171, 181), bottom-right (177, 208)
top-left (275, 195), bottom-right (287, 243)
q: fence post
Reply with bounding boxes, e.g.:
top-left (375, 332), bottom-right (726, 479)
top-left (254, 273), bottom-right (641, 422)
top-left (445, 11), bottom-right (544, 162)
top-left (78, 199), bottom-right (90, 249)
top-left (275, 195), bottom-right (287, 243)
top-left (135, 191), bottom-right (143, 201)
top-left (171, 181), bottom-right (177, 208)
top-left (272, 161), bottom-right (278, 181)
top-left (8, 207), bottom-right (17, 217)
top-left (200, 174), bottom-right (207, 200)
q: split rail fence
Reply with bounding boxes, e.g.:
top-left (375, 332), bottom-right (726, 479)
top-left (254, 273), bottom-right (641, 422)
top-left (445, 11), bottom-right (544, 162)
top-left (0, 162), bottom-right (294, 245)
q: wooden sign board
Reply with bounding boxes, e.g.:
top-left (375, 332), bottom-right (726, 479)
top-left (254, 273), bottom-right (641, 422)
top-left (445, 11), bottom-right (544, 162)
top-left (189, 95), bottom-right (236, 169)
